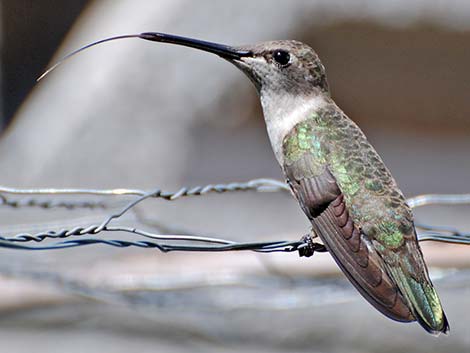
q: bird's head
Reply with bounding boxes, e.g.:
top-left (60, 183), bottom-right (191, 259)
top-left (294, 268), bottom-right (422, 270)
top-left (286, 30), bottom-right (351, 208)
top-left (232, 40), bottom-right (330, 97)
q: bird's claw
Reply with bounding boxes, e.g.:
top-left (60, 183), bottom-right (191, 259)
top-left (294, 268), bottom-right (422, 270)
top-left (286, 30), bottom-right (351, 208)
top-left (298, 233), bottom-right (327, 257)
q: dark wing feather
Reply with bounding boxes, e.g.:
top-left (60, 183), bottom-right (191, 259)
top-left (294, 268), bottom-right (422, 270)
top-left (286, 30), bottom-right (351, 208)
top-left (286, 164), bottom-right (414, 322)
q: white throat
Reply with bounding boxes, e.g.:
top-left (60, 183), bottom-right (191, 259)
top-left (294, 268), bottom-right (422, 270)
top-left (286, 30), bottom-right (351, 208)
top-left (260, 91), bottom-right (327, 166)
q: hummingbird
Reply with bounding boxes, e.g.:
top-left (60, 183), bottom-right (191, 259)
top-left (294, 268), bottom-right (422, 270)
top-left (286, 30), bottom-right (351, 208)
top-left (40, 32), bottom-right (449, 335)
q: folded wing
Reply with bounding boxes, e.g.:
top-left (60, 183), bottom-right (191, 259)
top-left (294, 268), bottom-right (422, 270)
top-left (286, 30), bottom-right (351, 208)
top-left (285, 162), bottom-right (414, 322)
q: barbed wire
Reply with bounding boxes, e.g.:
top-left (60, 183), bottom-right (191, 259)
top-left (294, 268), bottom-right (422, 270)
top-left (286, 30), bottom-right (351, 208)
top-left (0, 178), bottom-right (469, 253)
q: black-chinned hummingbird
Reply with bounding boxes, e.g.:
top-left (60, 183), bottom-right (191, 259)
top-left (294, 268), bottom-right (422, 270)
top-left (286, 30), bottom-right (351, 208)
top-left (40, 32), bottom-right (449, 335)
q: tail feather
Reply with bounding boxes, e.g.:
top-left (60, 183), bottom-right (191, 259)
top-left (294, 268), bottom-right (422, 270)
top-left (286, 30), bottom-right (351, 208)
top-left (387, 265), bottom-right (449, 335)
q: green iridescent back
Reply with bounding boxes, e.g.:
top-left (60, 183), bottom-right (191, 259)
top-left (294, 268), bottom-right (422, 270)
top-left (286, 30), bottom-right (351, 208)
top-left (282, 103), bottom-right (414, 250)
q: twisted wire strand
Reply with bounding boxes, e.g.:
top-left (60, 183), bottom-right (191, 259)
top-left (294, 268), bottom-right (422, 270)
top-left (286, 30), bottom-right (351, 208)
top-left (0, 178), bottom-right (468, 252)
top-left (0, 227), bottom-right (303, 253)
top-left (2, 179), bottom-right (469, 209)
top-left (0, 179), bottom-right (289, 210)
top-left (0, 178), bottom-right (289, 200)
top-left (407, 193), bottom-right (470, 208)
top-left (0, 194), bottom-right (108, 210)
top-left (0, 186), bottom-right (303, 253)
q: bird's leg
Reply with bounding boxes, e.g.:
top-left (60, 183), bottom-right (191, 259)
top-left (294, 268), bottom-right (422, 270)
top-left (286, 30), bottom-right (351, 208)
top-left (298, 228), bottom-right (327, 257)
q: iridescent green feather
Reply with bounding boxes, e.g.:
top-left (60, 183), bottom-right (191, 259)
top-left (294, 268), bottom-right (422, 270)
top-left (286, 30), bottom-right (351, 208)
top-left (387, 260), bottom-right (447, 333)
top-left (283, 108), bottom-right (407, 249)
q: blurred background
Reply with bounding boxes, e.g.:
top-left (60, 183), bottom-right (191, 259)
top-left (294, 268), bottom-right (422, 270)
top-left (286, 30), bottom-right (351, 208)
top-left (0, 0), bottom-right (469, 352)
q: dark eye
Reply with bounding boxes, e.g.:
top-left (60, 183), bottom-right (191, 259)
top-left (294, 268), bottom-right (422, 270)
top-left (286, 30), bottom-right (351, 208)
top-left (272, 50), bottom-right (291, 67)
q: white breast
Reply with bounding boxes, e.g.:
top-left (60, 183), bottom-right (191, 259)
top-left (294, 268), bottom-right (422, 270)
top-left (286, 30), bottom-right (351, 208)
top-left (260, 92), bottom-right (327, 166)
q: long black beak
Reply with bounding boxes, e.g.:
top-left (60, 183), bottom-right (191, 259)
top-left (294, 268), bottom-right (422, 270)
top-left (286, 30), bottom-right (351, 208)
top-left (139, 32), bottom-right (251, 60)
top-left (38, 32), bottom-right (252, 81)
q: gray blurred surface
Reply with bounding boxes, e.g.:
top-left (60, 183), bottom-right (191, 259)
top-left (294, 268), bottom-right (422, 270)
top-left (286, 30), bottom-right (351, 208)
top-left (0, 0), bottom-right (469, 352)
top-left (0, 264), bottom-right (468, 352)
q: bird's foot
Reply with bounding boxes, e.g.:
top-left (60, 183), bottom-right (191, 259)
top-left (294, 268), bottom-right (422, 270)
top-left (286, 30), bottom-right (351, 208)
top-left (298, 231), bottom-right (327, 258)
